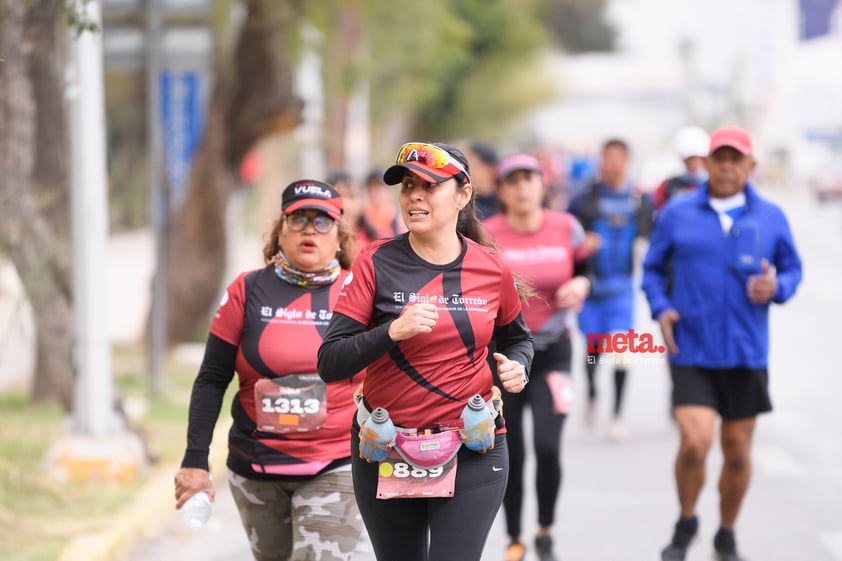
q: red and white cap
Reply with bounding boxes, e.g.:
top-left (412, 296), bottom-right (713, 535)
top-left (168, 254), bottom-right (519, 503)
top-left (281, 179), bottom-right (343, 221)
top-left (709, 126), bottom-right (754, 156)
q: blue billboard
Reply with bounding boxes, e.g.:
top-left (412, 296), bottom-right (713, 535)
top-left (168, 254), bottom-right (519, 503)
top-left (159, 71), bottom-right (204, 210)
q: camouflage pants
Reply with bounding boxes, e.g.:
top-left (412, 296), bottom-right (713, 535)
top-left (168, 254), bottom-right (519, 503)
top-left (228, 467), bottom-right (362, 561)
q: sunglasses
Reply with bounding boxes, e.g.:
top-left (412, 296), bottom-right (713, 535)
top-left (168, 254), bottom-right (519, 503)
top-left (285, 213), bottom-right (336, 234)
top-left (395, 143), bottom-right (470, 183)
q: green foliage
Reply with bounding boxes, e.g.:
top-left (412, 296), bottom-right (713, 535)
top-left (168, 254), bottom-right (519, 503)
top-left (319, 0), bottom-right (560, 144)
top-left (363, 0), bottom-right (474, 120)
top-left (65, 0), bottom-right (100, 36)
top-left (413, 0), bottom-right (555, 141)
top-left (98, 0), bottom-right (615, 228)
top-left (0, 393), bottom-right (103, 561)
top-left (0, 343), bottom-right (235, 561)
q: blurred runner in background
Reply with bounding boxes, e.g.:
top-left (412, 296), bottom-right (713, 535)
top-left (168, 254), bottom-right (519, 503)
top-left (568, 138), bottom-right (653, 442)
top-left (465, 141), bottom-right (501, 220)
top-left (483, 153), bottom-right (591, 561)
top-left (653, 125), bottom-right (710, 212)
top-left (355, 168), bottom-right (406, 248)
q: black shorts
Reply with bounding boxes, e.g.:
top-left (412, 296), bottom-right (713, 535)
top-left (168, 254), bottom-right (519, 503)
top-left (670, 365), bottom-right (772, 420)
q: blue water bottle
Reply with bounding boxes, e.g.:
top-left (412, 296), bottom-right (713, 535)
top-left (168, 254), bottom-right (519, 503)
top-left (359, 407), bottom-right (396, 462)
top-left (460, 394), bottom-right (495, 452)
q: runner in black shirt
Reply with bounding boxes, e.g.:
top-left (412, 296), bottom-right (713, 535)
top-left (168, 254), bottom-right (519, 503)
top-left (319, 142), bottom-right (534, 561)
top-left (175, 180), bottom-right (363, 561)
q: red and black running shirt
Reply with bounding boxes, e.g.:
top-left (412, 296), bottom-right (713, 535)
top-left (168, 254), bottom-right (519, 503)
top-left (318, 233), bottom-right (533, 429)
top-left (183, 265), bottom-right (362, 479)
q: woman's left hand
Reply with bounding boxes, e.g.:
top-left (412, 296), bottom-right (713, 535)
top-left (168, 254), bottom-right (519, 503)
top-left (555, 276), bottom-right (590, 312)
top-left (493, 352), bottom-right (527, 393)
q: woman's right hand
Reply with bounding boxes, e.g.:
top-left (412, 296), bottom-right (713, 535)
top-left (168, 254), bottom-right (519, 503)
top-left (388, 302), bottom-right (439, 342)
top-left (174, 467), bottom-right (215, 509)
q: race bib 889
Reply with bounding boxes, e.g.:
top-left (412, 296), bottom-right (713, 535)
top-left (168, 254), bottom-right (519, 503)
top-left (376, 450), bottom-right (457, 499)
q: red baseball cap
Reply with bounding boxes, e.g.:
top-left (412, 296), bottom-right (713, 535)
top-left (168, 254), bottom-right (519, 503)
top-left (281, 179), bottom-right (343, 221)
top-left (709, 126), bottom-right (753, 156)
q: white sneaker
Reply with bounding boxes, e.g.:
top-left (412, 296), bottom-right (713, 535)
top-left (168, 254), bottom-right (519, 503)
top-left (607, 419), bottom-right (626, 443)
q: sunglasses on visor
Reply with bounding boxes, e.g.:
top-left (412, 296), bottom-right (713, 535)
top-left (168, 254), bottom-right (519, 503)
top-left (395, 143), bottom-right (471, 184)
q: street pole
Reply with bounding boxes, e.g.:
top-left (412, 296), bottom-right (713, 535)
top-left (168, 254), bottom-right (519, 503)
top-left (43, 0), bottom-right (148, 483)
top-left (297, 25), bottom-right (326, 179)
top-left (67, 0), bottom-right (120, 437)
top-left (147, 0), bottom-right (166, 397)
top-left (45, 0), bottom-right (214, 483)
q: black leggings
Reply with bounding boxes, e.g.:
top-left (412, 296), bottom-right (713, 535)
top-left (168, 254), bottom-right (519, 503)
top-left (585, 351), bottom-right (627, 417)
top-left (500, 337), bottom-right (570, 540)
top-left (351, 430), bottom-right (508, 561)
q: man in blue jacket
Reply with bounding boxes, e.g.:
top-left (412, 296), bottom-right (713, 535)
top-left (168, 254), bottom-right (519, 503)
top-left (642, 126), bottom-right (802, 561)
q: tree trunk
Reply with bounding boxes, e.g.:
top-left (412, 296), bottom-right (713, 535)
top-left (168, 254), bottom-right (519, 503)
top-left (0, 0), bottom-right (74, 408)
top-left (165, 68), bottom-right (234, 345)
top-left (164, 0), bottom-right (304, 345)
top-left (225, 0), bottom-right (305, 167)
top-left (322, 8), bottom-right (363, 171)
top-left (27, 0), bottom-right (72, 244)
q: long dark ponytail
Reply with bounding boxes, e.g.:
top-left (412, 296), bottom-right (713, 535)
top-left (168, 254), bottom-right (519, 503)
top-left (433, 143), bottom-right (488, 246)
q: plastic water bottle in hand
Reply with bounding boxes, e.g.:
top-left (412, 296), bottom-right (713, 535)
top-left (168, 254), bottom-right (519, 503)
top-left (180, 491), bottom-right (212, 530)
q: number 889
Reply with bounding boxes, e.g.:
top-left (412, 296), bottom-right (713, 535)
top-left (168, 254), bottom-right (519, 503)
top-left (391, 463), bottom-right (444, 478)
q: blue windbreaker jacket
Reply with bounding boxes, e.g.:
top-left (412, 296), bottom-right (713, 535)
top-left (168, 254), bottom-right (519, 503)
top-left (642, 183), bottom-right (802, 369)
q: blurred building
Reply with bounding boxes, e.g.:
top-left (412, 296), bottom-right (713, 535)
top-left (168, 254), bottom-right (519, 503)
top-left (524, 0), bottom-right (842, 190)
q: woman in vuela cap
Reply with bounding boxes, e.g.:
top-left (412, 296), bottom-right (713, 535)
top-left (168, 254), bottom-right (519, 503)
top-left (175, 179), bottom-right (363, 561)
top-left (318, 142), bottom-right (534, 561)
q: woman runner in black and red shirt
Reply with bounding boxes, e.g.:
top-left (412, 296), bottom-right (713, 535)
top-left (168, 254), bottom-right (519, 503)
top-left (318, 142), bottom-right (534, 561)
top-left (174, 180), bottom-right (364, 561)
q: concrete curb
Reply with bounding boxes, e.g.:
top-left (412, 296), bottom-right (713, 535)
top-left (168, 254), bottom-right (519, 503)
top-left (58, 425), bottom-right (230, 561)
top-left (57, 461), bottom-right (179, 561)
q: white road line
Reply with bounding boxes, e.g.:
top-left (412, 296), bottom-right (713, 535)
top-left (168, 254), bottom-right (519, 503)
top-left (752, 444), bottom-right (807, 478)
top-left (821, 531), bottom-right (842, 560)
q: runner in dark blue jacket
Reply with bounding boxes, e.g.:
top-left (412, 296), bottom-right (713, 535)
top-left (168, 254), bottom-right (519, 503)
top-left (642, 125), bottom-right (802, 561)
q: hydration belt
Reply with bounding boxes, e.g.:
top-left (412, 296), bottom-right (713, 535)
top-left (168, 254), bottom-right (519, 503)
top-left (353, 387), bottom-right (502, 433)
top-left (354, 388), bottom-right (503, 467)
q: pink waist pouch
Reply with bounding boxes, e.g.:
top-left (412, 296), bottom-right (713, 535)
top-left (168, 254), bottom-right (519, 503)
top-left (393, 430), bottom-right (462, 470)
